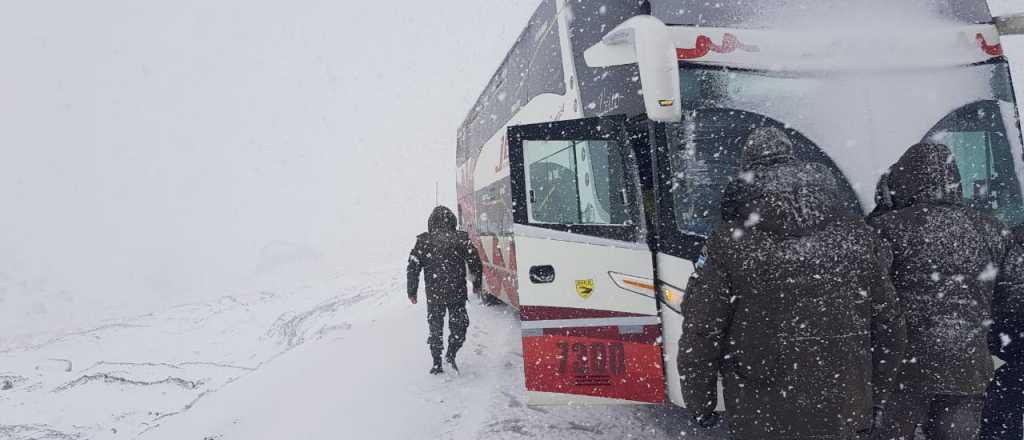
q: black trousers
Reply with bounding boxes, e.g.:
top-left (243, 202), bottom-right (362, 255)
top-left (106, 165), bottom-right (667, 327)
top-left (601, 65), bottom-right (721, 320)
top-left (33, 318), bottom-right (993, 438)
top-left (427, 301), bottom-right (469, 360)
top-left (980, 363), bottom-right (1024, 440)
top-left (874, 391), bottom-right (985, 440)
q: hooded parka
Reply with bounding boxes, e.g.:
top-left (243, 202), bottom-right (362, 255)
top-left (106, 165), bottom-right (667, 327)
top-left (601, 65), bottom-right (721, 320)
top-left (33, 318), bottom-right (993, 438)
top-left (991, 226), bottom-right (1024, 366)
top-left (407, 206), bottom-right (483, 304)
top-left (868, 143), bottom-right (1012, 396)
top-left (680, 128), bottom-right (906, 440)
top-left (979, 226), bottom-right (1024, 440)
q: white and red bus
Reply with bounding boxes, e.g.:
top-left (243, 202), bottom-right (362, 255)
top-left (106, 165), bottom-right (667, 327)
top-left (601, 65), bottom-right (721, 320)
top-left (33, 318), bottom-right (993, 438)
top-left (456, 0), bottom-right (1024, 407)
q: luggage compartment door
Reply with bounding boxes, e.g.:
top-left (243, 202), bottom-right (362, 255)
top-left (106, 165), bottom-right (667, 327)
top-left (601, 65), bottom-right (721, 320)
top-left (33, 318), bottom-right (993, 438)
top-left (508, 116), bottom-right (665, 405)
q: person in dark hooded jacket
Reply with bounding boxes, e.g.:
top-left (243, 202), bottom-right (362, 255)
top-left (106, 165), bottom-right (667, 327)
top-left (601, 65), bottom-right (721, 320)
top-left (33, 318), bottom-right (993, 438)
top-left (680, 127), bottom-right (906, 439)
top-left (869, 143), bottom-right (1016, 440)
top-left (979, 225), bottom-right (1024, 440)
top-left (407, 206), bottom-right (483, 374)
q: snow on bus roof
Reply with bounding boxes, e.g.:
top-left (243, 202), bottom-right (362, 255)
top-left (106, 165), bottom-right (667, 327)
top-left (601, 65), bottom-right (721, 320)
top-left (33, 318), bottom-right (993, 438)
top-left (651, 0), bottom-right (993, 28)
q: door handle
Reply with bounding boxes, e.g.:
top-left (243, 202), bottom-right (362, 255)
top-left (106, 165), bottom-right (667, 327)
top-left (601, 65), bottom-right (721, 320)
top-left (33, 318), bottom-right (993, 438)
top-left (529, 265), bottom-right (555, 284)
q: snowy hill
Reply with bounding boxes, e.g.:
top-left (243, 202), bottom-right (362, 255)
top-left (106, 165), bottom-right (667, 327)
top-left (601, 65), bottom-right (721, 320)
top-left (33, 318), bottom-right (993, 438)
top-left (0, 264), bottom-right (725, 439)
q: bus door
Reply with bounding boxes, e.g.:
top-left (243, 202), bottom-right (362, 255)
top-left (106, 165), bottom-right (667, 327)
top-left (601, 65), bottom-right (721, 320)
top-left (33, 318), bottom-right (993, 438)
top-left (507, 116), bottom-right (666, 405)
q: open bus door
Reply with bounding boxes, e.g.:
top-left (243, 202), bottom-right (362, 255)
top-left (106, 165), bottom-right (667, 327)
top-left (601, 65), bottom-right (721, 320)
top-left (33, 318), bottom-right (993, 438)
top-left (507, 116), bottom-right (666, 405)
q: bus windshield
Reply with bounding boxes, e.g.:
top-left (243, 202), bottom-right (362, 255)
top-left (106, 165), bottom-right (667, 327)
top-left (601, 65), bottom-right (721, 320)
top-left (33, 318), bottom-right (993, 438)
top-left (667, 61), bottom-right (1024, 238)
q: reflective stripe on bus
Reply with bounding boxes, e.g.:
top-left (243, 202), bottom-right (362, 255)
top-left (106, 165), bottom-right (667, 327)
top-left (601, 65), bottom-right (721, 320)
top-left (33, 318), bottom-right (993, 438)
top-left (521, 316), bottom-right (660, 330)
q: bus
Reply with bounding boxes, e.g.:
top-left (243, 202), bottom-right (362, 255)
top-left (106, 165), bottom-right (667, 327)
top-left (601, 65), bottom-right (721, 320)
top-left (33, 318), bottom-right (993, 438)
top-left (456, 0), bottom-right (1024, 407)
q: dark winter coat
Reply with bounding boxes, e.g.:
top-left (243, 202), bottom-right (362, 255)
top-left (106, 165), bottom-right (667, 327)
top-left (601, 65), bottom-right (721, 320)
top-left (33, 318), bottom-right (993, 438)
top-left (680, 128), bottom-right (906, 440)
top-left (868, 143), bottom-right (1012, 396)
top-left (991, 226), bottom-right (1024, 366)
top-left (866, 171), bottom-right (893, 221)
top-left (407, 206), bottom-right (483, 305)
top-left (979, 363), bottom-right (1024, 440)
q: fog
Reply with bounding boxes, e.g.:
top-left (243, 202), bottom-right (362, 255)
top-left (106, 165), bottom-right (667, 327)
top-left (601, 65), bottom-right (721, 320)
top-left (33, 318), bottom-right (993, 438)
top-left (0, 0), bottom-right (1022, 335)
top-left (0, 1), bottom-right (539, 332)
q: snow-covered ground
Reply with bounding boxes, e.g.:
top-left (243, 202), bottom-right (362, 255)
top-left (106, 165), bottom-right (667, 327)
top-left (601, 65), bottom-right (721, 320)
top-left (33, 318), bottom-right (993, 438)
top-left (1, 2), bottom-right (1023, 440)
top-left (0, 263), bottom-right (723, 440)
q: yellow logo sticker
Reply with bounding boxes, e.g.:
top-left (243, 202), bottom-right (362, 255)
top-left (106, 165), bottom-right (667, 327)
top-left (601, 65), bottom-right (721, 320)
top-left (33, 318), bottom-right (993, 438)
top-left (576, 279), bottom-right (594, 299)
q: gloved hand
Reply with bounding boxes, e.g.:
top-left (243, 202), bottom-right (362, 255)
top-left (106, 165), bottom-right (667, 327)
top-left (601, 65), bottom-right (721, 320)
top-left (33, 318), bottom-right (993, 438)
top-left (692, 412), bottom-right (721, 429)
top-left (409, 295), bottom-right (418, 304)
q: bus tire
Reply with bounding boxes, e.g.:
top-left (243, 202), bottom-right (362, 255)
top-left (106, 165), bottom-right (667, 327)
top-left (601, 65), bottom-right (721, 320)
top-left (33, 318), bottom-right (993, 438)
top-left (481, 291), bottom-right (503, 306)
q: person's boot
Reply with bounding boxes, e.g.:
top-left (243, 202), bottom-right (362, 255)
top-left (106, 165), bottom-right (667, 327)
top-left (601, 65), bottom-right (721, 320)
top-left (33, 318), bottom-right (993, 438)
top-left (429, 347), bottom-right (444, 375)
top-left (429, 357), bottom-right (444, 375)
top-left (445, 349), bottom-right (459, 373)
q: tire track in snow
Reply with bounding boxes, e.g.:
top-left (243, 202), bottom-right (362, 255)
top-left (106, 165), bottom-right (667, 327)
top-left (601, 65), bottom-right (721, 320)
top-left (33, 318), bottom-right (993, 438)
top-left (53, 373), bottom-right (202, 393)
top-left (0, 425), bottom-right (82, 440)
top-left (0, 274), bottom-right (395, 440)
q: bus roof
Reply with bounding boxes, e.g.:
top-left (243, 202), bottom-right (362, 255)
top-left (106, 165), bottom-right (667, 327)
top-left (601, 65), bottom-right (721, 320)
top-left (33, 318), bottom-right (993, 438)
top-left (457, 0), bottom-right (999, 169)
top-left (457, 0), bottom-right (566, 168)
top-left (457, 1), bottom-right (651, 168)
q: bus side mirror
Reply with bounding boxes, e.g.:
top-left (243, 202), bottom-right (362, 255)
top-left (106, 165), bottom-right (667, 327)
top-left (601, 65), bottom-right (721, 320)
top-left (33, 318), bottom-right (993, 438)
top-left (997, 13), bottom-right (1024, 35)
top-left (584, 16), bottom-right (682, 123)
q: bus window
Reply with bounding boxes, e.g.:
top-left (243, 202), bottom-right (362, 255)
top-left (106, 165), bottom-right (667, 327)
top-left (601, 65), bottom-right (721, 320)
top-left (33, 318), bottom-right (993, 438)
top-left (524, 139), bottom-right (631, 225)
top-left (663, 109), bottom-right (860, 240)
top-left (473, 180), bottom-right (513, 236)
top-left (925, 100), bottom-right (1024, 225)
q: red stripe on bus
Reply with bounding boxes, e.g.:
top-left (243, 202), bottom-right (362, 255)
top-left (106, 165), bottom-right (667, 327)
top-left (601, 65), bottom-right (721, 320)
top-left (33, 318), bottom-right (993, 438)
top-left (977, 33), bottom-right (1003, 57)
top-left (523, 334), bottom-right (666, 403)
top-left (677, 33), bottom-right (759, 60)
top-left (470, 233), bottom-right (520, 308)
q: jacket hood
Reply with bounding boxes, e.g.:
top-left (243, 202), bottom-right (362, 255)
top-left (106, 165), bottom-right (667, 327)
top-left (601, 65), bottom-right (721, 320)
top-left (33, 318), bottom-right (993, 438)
top-left (728, 128), bottom-right (842, 236)
top-left (888, 143), bottom-right (963, 209)
top-left (741, 162), bottom-right (843, 236)
top-left (742, 127), bottom-right (797, 169)
top-left (427, 206), bottom-right (458, 233)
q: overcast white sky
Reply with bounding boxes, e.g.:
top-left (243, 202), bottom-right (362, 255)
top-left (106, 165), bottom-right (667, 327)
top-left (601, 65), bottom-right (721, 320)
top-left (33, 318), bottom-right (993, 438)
top-left (0, 1), bottom-right (540, 314)
top-left (0, 1), bottom-right (1022, 322)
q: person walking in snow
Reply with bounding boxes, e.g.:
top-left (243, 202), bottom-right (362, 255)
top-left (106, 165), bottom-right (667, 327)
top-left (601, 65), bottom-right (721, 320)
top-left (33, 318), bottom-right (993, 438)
top-left (679, 127), bottom-right (906, 439)
top-left (980, 226), bottom-right (1024, 440)
top-left (869, 143), bottom-right (1016, 440)
top-left (407, 206), bottom-right (483, 375)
